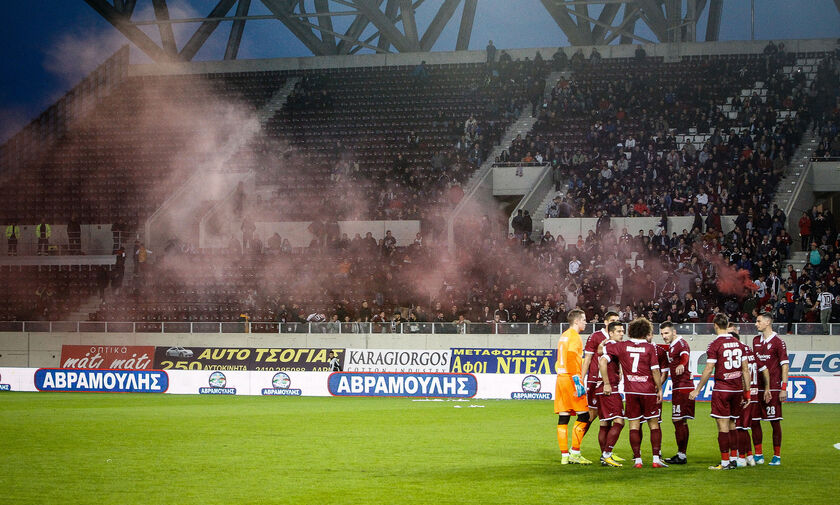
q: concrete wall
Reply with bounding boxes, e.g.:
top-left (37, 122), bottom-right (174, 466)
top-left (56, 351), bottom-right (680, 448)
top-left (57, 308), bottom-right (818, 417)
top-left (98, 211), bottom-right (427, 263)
top-left (493, 165), bottom-right (546, 196)
top-left (128, 39), bottom-right (838, 77)
top-left (3, 331), bottom-right (838, 369)
top-left (811, 161), bottom-right (840, 192)
top-left (0, 224), bottom-right (116, 256)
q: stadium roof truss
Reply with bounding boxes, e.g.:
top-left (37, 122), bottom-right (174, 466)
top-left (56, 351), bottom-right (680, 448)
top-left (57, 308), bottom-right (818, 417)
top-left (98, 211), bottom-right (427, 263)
top-left (83, 0), bottom-right (837, 62)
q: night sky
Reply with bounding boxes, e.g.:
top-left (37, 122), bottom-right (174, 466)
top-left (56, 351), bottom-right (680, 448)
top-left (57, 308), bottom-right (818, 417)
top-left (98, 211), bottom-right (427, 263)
top-left (2, 0), bottom-right (839, 142)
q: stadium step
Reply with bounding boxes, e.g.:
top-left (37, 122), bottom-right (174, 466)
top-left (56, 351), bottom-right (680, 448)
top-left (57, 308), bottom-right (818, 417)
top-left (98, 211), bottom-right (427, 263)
top-left (67, 294), bottom-right (103, 321)
top-left (256, 77), bottom-right (301, 127)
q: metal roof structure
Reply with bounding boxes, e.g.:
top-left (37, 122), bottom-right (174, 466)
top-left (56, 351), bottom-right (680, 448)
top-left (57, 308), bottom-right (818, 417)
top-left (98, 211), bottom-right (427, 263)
top-left (84, 0), bottom-right (840, 62)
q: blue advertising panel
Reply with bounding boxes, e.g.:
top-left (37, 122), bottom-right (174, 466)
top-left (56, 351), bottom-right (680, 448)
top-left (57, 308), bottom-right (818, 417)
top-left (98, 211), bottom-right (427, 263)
top-left (34, 369), bottom-right (169, 393)
top-left (660, 375), bottom-right (816, 403)
top-left (328, 372), bottom-right (477, 398)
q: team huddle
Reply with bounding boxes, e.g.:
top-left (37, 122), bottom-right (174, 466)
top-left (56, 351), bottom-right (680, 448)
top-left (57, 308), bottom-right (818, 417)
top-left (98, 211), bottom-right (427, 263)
top-left (554, 309), bottom-right (789, 469)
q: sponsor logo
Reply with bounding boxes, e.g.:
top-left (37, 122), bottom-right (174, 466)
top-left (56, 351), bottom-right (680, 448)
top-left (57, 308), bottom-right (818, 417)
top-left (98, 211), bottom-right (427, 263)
top-left (199, 371), bottom-right (237, 395)
top-left (660, 375), bottom-right (817, 402)
top-left (345, 349), bottom-right (450, 373)
top-left (511, 375), bottom-right (551, 400)
top-left (155, 347), bottom-right (345, 371)
top-left (60, 345), bottom-right (155, 370)
top-left (328, 372), bottom-right (477, 398)
top-left (0, 372), bottom-right (10, 391)
top-left (261, 372), bottom-right (302, 396)
top-left (34, 369), bottom-right (168, 393)
top-left (788, 353), bottom-right (840, 375)
top-left (450, 348), bottom-right (556, 374)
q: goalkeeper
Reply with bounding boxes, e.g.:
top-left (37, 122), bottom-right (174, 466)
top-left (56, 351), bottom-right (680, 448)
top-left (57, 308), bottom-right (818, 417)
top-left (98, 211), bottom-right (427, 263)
top-left (554, 309), bottom-right (592, 465)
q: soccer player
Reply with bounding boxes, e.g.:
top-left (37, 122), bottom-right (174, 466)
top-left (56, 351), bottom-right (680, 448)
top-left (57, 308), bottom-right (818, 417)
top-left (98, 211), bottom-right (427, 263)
top-left (595, 321), bottom-right (627, 467)
top-left (752, 312), bottom-right (789, 465)
top-left (689, 313), bottom-right (751, 470)
top-left (600, 317), bottom-right (665, 468)
top-left (554, 309), bottom-right (591, 465)
top-left (731, 326), bottom-right (771, 467)
top-left (582, 310), bottom-right (620, 457)
top-left (660, 322), bottom-right (694, 465)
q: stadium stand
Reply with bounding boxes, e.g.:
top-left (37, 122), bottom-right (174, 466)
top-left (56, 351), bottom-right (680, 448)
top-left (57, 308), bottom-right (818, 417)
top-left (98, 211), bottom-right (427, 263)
top-left (1, 42), bottom-right (839, 330)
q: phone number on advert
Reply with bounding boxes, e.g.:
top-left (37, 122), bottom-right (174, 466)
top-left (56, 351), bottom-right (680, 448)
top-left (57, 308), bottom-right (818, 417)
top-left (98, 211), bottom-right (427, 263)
top-left (157, 361), bottom-right (247, 370)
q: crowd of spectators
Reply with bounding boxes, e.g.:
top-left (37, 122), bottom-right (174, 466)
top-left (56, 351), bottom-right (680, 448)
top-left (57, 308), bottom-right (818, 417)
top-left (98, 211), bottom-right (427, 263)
top-left (89, 198), bottom-right (839, 332)
top-left (504, 47), bottom-right (838, 227)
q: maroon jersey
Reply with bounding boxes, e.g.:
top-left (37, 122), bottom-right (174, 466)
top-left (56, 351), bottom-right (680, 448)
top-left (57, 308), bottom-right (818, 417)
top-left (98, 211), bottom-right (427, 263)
top-left (596, 342), bottom-right (622, 395)
top-left (584, 329), bottom-right (609, 384)
top-left (603, 339), bottom-right (659, 395)
top-left (752, 333), bottom-right (789, 392)
top-left (667, 336), bottom-right (694, 391)
top-left (655, 344), bottom-right (669, 373)
top-left (706, 334), bottom-right (745, 392)
top-left (741, 343), bottom-right (766, 402)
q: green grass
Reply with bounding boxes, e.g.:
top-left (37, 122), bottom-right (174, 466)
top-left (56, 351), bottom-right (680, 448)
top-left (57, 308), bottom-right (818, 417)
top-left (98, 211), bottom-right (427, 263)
top-left (0, 394), bottom-right (837, 505)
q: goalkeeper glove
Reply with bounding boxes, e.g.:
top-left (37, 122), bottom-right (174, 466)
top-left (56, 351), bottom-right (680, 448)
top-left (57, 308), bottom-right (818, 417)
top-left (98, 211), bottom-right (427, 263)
top-left (572, 375), bottom-right (586, 397)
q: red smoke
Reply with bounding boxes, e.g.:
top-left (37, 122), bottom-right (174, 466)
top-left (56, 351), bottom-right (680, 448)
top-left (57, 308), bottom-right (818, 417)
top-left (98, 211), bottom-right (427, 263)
top-left (693, 242), bottom-right (757, 298)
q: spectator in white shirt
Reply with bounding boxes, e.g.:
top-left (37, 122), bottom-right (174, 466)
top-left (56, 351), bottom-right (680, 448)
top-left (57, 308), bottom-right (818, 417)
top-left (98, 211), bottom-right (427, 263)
top-left (817, 287), bottom-right (835, 333)
top-left (696, 188), bottom-right (709, 206)
top-left (568, 255), bottom-right (581, 275)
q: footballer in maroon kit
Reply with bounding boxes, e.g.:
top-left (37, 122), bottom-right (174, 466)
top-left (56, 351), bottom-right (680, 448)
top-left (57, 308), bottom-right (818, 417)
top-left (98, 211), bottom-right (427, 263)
top-left (752, 312), bottom-right (789, 466)
top-left (594, 321), bottom-right (626, 467)
top-left (660, 321), bottom-right (694, 465)
top-left (582, 311), bottom-right (620, 458)
top-left (731, 325), bottom-right (771, 468)
top-left (600, 317), bottom-right (665, 468)
top-left (690, 314), bottom-right (751, 470)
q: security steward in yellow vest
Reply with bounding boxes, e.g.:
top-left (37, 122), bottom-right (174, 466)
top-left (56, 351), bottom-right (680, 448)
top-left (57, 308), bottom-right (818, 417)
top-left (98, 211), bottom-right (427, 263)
top-left (36, 221), bottom-right (51, 256)
top-left (5, 224), bottom-right (20, 256)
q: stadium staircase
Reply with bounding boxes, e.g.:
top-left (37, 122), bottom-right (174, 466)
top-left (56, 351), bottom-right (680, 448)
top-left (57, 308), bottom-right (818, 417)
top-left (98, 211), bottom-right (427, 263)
top-left (145, 77), bottom-right (303, 253)
top-left (256, 77), bottom-right (301, 127)
top-left (66, 295), bottom-right (103, 322)
top-left (446, 109), bottom-right (540, 252)
top-left (506, 71), bottom-right (572, 238)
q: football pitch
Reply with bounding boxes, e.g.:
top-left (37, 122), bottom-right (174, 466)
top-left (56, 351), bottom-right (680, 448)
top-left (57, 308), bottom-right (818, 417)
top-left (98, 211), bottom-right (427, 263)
top-left (1, 394), bottom-right (837, 505)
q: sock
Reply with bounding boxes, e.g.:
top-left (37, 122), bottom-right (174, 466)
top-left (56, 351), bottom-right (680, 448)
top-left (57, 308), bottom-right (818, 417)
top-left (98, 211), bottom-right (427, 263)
top-left (598, 424), bottom-right (610, 453)
top-left (571, 421), bottom-right (588, 451)
top-left (677, 451), bottom-right (686, 459)
top-left (738, 430), bottom-right (750, 456)
top-left (672, 420), bottom-right (684, 452)
top-left (630, 429), bottom-right (642, 459)
top-left (675, 421), bottom-right (689, 454)
top-left (582, 419), bottom-right (594, 436)
top-left (752, 421), bottom-right (764, 454)
top-left (557, 425), bottom-right (569, 453)
top-left (606, 422), bottom-right (624, 452)
top-left (771, 421), bottom-right (782, 456)
top-left (729, 431), bottom-right (738, 458)
top-left (651, 428), bottom-right (662, 458)
top-left (718, 432), bottom-right (730, 464)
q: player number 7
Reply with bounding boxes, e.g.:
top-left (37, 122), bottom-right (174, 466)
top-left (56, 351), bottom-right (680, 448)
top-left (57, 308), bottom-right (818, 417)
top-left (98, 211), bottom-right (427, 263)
top-left (630, 352), bottom-right (640, 373)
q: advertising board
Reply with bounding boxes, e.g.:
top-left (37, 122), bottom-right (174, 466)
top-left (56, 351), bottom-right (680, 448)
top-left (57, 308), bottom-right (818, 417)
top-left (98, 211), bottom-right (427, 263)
top-left (33, 368), bottom-right (168, 393)
top-left (328, 372), bottom-right (477, 398)
top-left (449, 348), bottom-right (555, 374)
top-left (60, 345), bottom-right (155, 370)
top-left (344, 349), bottom-right (450, 373)
top-left (153, 347), bottom-right (345, 371)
